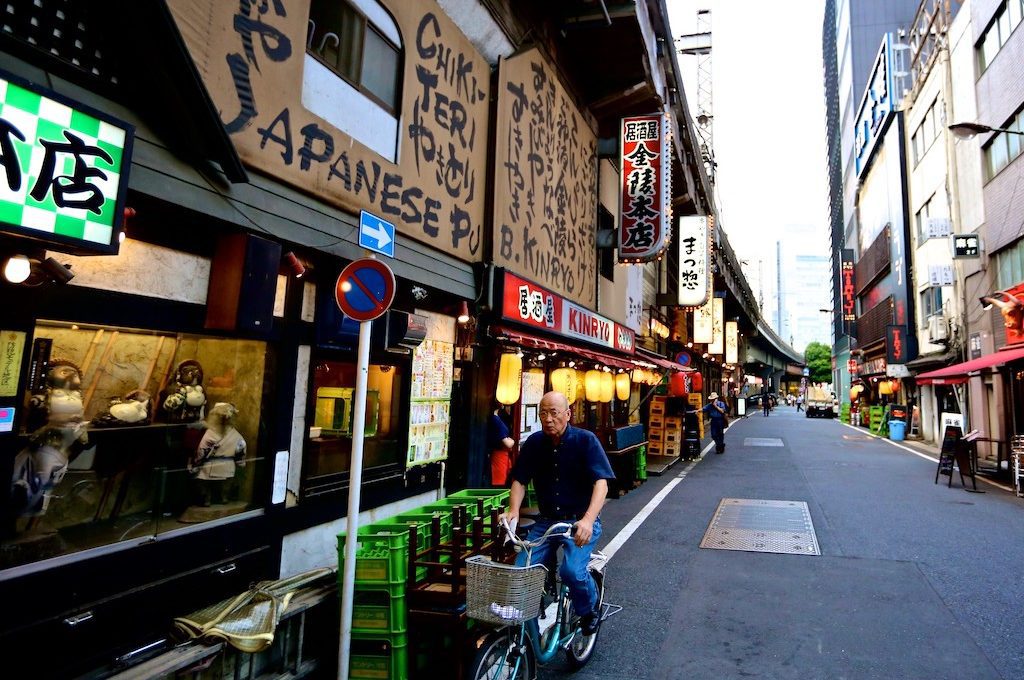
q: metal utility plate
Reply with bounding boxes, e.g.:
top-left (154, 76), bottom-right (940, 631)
top-left (700, 498), bottom-right (820, 556)
top-left (646, 454), bottom-right (682, 475)
top-left (744, 437), bottom-right (785, 447)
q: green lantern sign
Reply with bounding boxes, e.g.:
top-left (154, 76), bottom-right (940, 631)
top-left (0, 70), bottom-right (133, 254)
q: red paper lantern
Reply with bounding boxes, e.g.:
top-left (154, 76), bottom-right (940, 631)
top-left (691, 371), bottom-right (703, 393)
top-left (669, 371), bottom-right (687, 396)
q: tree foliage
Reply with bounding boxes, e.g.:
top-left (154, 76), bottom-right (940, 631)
top-left (804, 342), bottom-right (832, 383)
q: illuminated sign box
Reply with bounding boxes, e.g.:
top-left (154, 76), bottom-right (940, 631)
top-left (0, 71), bottom-right (133, 255)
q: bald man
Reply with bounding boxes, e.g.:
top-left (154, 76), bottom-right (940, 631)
top-left (503, 391), bottom-right (615, 636)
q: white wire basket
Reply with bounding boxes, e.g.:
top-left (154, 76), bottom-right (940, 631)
top-left (465, 555), bottom-right (547, 625)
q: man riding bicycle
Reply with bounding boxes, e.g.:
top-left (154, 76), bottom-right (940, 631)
top-left (502, 391), bottom-right (614, 636)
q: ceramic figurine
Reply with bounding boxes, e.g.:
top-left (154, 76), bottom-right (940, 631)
top-left (12, 360), bottom-right (88, 519)
top-left (190, 402), bottom-right (247, 505)
top-left (92, 389), bottom-right (151, 427)
top-left (161, 360), bottom-right (206, 423)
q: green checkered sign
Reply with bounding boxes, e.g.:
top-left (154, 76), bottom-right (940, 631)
top-left (0, 72), bottom-right (132, 254)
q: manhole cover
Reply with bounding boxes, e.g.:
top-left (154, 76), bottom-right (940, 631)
top-left (700, 498), bottom-right (820, 555)
top-left (743, 438), bottom-right (784, 447)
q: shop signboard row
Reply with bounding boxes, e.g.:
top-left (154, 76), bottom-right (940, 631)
top-left (500, 271), bottom-right (635, 353)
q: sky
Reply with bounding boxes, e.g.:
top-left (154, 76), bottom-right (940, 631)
top-left (666, 1), bottom-right (830, 346)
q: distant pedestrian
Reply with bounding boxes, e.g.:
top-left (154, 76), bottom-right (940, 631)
top-left (796, 395), bottom-right (804, 412)
top-left (488, 401), bottom-right (515, 486)
top-left (762, 389), bottom-right (770, 417)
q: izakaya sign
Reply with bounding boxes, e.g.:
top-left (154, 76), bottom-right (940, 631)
top-left (618, 114), bottom-right (671, 263)
top-left (677, 215), bottom-right (711, 307)
top-left (501, 272), bottom-right (635, 353)
top-left (0, 72), bottom-right (132, 254)
top-left (841, 249), bottom-right (856, 322)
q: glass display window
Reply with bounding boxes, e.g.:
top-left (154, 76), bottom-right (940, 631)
top-left (303, 359), bottom-right (403, 496)
top-left (3, 321), bottom-right (269, 571)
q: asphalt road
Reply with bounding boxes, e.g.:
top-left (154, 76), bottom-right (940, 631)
top-left (538, 406), bottom-right (1024, 680)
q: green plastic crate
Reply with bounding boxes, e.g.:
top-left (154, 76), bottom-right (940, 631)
top-left (446, 488), bottom-right (511, 514)
top-left (350, 633), bottom-right (408, 680)
top-left (338, 530), bottom-right (408, 590)
top-left (636, 445), bottom-right (647, 481)
top-left (352, 590), bottom-right (407, 635)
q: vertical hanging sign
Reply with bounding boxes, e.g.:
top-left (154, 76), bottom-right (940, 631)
top-left (709, 297), bottom-right (725, 355)
top-left (618, 113), bottom-right (671, 263)
top-left (677, 215), bottom-right (711, 307)
top-left (693, 298), bottom-right (714, 344)
top-left (725, 321), bottom-right (739, 364)
top-left (841, 248), bottom-right (857, 323)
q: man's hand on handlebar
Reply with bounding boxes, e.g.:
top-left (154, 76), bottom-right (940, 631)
top-left (573, 516), bottom-right (594, 547)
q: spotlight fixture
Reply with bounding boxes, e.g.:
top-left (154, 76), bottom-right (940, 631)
top-left (41, 257), bottom-right (74, 284)
top-left (457, 300), bottom-right (470, 324)
top-left (283, 251), bottom-right (306, 278)
top-left (411, 285), bottom-right (428, 301)
top-left (4, 255), bottom-right (74, 285)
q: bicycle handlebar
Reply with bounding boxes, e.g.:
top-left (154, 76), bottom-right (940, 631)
top-left (499, 517), bottom-right (573, 549)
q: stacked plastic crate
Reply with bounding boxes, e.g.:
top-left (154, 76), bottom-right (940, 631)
top-left (339, 528), bottom-right (411, 680)
top-left (647, 395), bottom-right (681, 459)
top-left (338, 488), bottom-right (511, 679)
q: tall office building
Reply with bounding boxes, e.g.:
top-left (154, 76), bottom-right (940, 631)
top-left (775, 225), bottom-right (830, 355)
top-left (822, 0), bottom-right (920, 392)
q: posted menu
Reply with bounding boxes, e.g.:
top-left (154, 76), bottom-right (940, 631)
top-left (407, 339), bottom-right (454, 466)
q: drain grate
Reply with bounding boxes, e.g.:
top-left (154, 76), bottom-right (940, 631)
top-left (699, 498), bottom-right (820, 555)
top-left (743, 437), bottom-right (784, 447)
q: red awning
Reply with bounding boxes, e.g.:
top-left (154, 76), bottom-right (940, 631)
top-left (491, 325), bottom-right (663, 371)
top-left (915, 346), bottom-right (1024, 385)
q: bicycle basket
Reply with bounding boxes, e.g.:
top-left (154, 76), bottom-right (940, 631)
top-left (465, 555), bottom-right (547, 625)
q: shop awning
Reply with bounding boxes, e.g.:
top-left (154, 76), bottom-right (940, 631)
top-left (635, 348), bottom-right (692, 372)
top-left (915, 347), bottom-right (1024, 385)
top-left (491, 325), bottom-right (638, 371)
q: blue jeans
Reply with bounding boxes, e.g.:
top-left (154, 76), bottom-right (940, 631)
top-left (515, 516), bottom-right (601, 617)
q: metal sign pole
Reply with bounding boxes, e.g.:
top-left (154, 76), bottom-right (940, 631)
top-left (338, 318), bottom-right (372, 680)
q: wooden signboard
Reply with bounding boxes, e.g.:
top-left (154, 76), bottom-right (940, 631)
top-left (935, 425), bottom-right (978, 491)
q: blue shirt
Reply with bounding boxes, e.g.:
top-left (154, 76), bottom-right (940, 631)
top-left (702, 400), bottom-right (727, 420)
top-left (510, 424), bottom-right (615, 519)
top-left (488, 413), bottom-right (511, 451)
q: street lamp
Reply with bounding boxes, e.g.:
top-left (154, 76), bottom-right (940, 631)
top-left (948, 121), bottom-right (1024, 140)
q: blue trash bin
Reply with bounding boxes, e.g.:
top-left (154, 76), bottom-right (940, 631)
top-left (889, 420), bottom-right (906, 441)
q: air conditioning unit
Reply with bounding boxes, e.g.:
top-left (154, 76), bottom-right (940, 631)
top-left (928, 315), bottom-right (949, 344)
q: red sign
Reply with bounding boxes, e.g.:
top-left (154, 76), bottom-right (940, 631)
top-left (501, 272), bottom-right (635, 353)
top-left (1002, 282), bottom-right (1024, 346)
top-left (847, 359), bottom-right (858, 375)
top-left (335, 258), bottom-right (396, 322)
top-left (841, 249), bottom-right (856, 322)
top-left (886, 325), bottom-right (907, 364)
top-left (618, 114), bottom-right (671, 263)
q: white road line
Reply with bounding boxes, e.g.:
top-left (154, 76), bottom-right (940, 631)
top-left (837, 421), bottom-right (1014, 493)
top-left (601, 440), bottom-right (715, 560)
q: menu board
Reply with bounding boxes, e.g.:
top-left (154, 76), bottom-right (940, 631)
top-left (407, 339), bottom-right (454, 466)
top-left (518, 369), bottom-right (547, 445)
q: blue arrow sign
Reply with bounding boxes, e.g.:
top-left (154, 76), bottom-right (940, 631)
top-left (359, 210), bottom-right (395, 258)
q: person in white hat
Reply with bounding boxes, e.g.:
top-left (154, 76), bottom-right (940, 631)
top-left (702, 392), bottom-right (729, 454)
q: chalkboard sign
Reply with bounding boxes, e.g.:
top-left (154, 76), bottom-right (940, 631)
top-left (935, 425), bottom-right (978, 491)
top-left (890, 404), bottom-right (908, 421)
top-left (935, 426), bottom-right (960, 483)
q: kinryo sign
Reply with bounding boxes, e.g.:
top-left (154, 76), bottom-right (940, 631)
top-left (618, 113), bottom-right (671, 263)
top-left (501, 271), bottom-right (635, 353)
top-left (0, 71), bottom-right (133, 254)
top-left (677, 215), bottom-right (711, 307)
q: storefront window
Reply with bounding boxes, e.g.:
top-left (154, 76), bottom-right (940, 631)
top-left (303, 360), bottom-right (404, 495)
top-left (4, 321), bottom-right (268, 571)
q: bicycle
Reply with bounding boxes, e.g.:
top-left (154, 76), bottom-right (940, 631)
top-left (465, 520), bottom-right (608, 679)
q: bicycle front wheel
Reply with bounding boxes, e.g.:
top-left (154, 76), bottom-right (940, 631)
top-left (468, 628), bottom-right (533, 680)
